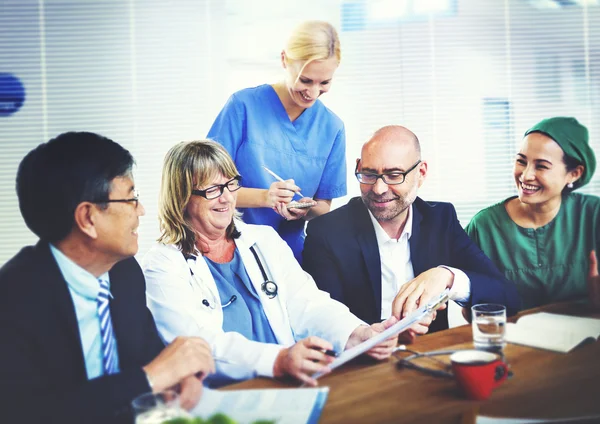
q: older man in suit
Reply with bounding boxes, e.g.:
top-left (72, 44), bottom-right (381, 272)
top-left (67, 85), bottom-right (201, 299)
top-left (303, 125), bottom-right (520, 338)
top-left (0, 132), bottom-right (214, 423)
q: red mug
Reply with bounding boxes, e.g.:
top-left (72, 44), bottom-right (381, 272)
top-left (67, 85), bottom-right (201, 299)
top-left (450, 350), bottom-right (509, 400)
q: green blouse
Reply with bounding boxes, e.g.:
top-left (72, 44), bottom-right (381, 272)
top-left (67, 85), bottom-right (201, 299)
top-left (466, 193), bottom-right (600, 309)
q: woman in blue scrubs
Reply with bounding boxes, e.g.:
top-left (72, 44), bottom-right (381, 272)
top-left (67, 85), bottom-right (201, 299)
top-left (207, 20), bottom-right (347, 264)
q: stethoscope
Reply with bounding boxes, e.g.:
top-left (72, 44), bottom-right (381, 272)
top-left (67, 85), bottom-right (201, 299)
top-left (184, 244), bottom-right (278, 309)
top-left (249, 245), bottom-right (278, 299)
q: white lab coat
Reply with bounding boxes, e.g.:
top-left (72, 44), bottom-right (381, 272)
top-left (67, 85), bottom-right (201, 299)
top-left (142, 220), bottom-right (365, 381)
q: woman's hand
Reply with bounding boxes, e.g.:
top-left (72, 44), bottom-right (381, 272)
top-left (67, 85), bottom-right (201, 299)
top-left (273, 197), bottom-right (316, 221)
top-left (272, 336), bottom-right (335, 386)
top-left (345, 317), bottom-right (399, 360)
top-left (266, 180), bottom-right (300, 208)
top-left (588, 250), bottom-right (600, 311)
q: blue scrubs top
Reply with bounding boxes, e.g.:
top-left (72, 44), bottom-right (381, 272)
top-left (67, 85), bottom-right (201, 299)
top-left (207, 84), bottom-right (347, 263)
top-left (205, 248), bottom-right (278, 345)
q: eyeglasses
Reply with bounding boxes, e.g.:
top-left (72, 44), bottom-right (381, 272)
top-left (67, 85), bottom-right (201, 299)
top-left (95, 189), bottom-right (140, 208)
top-left (355, 160), bottom-right (421, 185)
top-left (192, 175), bottom-right (242, 200)
top-left (393, 347), bottom-right (455, 379)
top-left (393, 347), bottom-right (512, 380)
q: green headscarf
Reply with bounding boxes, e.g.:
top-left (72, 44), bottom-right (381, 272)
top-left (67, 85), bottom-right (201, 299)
top-left (524, 116), bottom-right (596, 190)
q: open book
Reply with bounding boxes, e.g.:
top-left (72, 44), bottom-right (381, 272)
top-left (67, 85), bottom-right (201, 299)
top-left (505, 312), bottom-right (600, 353)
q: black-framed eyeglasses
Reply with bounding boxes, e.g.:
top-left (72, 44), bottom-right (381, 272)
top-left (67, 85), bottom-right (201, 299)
top-left (355, 160), bottom-right (421, 185)
top-left (95, 189), bottom-right (140, 208)
top-left (192, 175), bottom-right (242, 200)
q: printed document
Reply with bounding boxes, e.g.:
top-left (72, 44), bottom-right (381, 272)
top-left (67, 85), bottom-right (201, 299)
top-left (191, 386), bottom-right (329, 424)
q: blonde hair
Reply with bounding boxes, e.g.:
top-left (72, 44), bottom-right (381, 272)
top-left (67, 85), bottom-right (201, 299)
top-left (284, 20), bottom-right (341, 78)
top-left (157, 140), bottom-right (241, 256)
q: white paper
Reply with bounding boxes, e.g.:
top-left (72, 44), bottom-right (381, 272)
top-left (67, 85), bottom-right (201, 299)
top-left (477, 414), bottom-right (600, 423)
top-left (191, 387), bottom-right (328, 424)
top-left (505, 313), bottom-right (600, 353)
top-left (312, 290), bottom-right (449, 379)
top-left (518, 313), bottom-right (600, 335)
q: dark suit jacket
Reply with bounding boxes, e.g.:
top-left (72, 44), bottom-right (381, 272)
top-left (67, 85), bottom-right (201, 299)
top-left (303, 197), bottom-right (521, 329)
top-left (0, 241), bottom-right (166, 424)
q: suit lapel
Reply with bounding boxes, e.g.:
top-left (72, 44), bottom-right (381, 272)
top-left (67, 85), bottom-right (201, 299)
top-left (409, 200), bottom-right (424, 277)
top-left (352, 199), bottom-right (383, 317)
top-left (408, 200), bottom-right (450, 331)
top-left (36, 242), bottom-right (86, 375)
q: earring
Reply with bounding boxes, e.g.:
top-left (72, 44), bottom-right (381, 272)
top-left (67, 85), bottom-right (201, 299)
top-left (567, 182), bottom-right (574, 189)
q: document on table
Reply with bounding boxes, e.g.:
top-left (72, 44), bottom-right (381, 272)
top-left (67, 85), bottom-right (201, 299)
top-left (312, 289), bottom-right (450, 379)
top-left (476, 414), bottom-right (600, 423)
top-left (505, 312), bottom-right (600, 353)
top-left (190, 386), bottom-right (329, 424)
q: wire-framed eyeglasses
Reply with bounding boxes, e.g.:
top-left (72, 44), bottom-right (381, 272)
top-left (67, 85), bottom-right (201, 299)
top-left (355, 160), bottom-right (421, 185)
top-left (95, 189), bottom-right (140, 208)
top-left (393, 346), bottom-right (512, 380)
top-left (192, 175), bottom-right (242, 200)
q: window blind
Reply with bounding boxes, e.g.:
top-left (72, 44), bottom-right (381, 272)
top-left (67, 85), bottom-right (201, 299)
top-left (1, 0), bottom-right (598, 266)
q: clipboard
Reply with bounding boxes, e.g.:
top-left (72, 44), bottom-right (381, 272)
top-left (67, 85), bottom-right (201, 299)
top-left (312, 289), bottom-right (450, 379)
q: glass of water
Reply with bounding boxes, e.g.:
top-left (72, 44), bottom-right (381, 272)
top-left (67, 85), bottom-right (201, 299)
top-left (471, 303), bottom-right (506, 353)
top-left (132, 390), bottom-right (190, 424)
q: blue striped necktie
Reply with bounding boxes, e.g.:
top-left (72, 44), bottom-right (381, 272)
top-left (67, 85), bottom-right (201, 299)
top-left (97, 278), bottom-right (118, 375)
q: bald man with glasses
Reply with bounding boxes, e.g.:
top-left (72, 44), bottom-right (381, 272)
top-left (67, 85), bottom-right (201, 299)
top-left (302, 125), bottom-right (520, 339)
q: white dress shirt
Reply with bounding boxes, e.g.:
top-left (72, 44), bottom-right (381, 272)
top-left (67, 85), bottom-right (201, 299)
top-left (49, 244), bottom-right (118, 379)
top-left (367, 206), bottom-right (471, 320)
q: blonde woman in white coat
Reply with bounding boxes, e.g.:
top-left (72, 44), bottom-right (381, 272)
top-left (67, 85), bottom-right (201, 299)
top-left (143, 140), bottom-right (400, 387)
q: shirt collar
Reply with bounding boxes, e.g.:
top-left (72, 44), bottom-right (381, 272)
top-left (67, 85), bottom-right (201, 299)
top-left (367, 204), bottom-right (413, 246)
top-left (49, 243), bottom-right (110, 300)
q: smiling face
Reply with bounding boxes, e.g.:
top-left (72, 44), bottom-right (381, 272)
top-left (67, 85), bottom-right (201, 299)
top-left (94, 175), bottom-right (145, 261)
top-left (359, 127), bottom-right (426, 225)
top-left (514, 132), bottom-right (581, 208)
top-left (283, 56), bottom-right (338, 109)
top-left (186, 173), bottom-right (238, 239)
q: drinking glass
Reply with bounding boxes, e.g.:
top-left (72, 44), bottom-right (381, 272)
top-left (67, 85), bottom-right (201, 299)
top-left (132, 390), bottom-right (189, 424)
top-left (471, 303), bottom-right (506, 353)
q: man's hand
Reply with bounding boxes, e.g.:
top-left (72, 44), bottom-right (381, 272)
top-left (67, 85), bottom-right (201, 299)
top-left (177, 374), bottom-right (204, 411)
top-left (397, 311), bottom-right (437, 344)
top-left (143, 336), bottom-right (215, 394)
top-left (588, 250), bottom-right (600, 311)
top-left (273, 336), bottom-right (335, 387)
top-left (345, 316), bottom-right (399, 360)
top-left (392, 268), bottom-right (453, 319)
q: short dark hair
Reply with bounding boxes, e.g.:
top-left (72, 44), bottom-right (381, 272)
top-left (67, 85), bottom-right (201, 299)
top-left (16, 132), bottom-right (135, 243)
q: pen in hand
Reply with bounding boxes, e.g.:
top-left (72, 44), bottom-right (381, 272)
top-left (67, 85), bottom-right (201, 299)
top-left (311, 348), bottom-right (337, 358)
top-left (262, 165), bottom-right (304, 198)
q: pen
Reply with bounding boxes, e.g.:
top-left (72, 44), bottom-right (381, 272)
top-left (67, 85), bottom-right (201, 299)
top-left (262, 166), bottom-right (304, 198)
top-left (313, 348), bottom-right (337, 357)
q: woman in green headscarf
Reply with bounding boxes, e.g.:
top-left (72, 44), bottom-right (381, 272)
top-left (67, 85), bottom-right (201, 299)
top-left (466, 117), bottom-right (600, 310)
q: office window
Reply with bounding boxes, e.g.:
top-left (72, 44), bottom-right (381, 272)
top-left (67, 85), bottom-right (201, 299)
top-left (0, 0), bottom-right (598, 265)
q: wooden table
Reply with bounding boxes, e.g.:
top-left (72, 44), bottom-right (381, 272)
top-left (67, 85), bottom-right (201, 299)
top-left (223, 302), bottom-right (600, 423)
